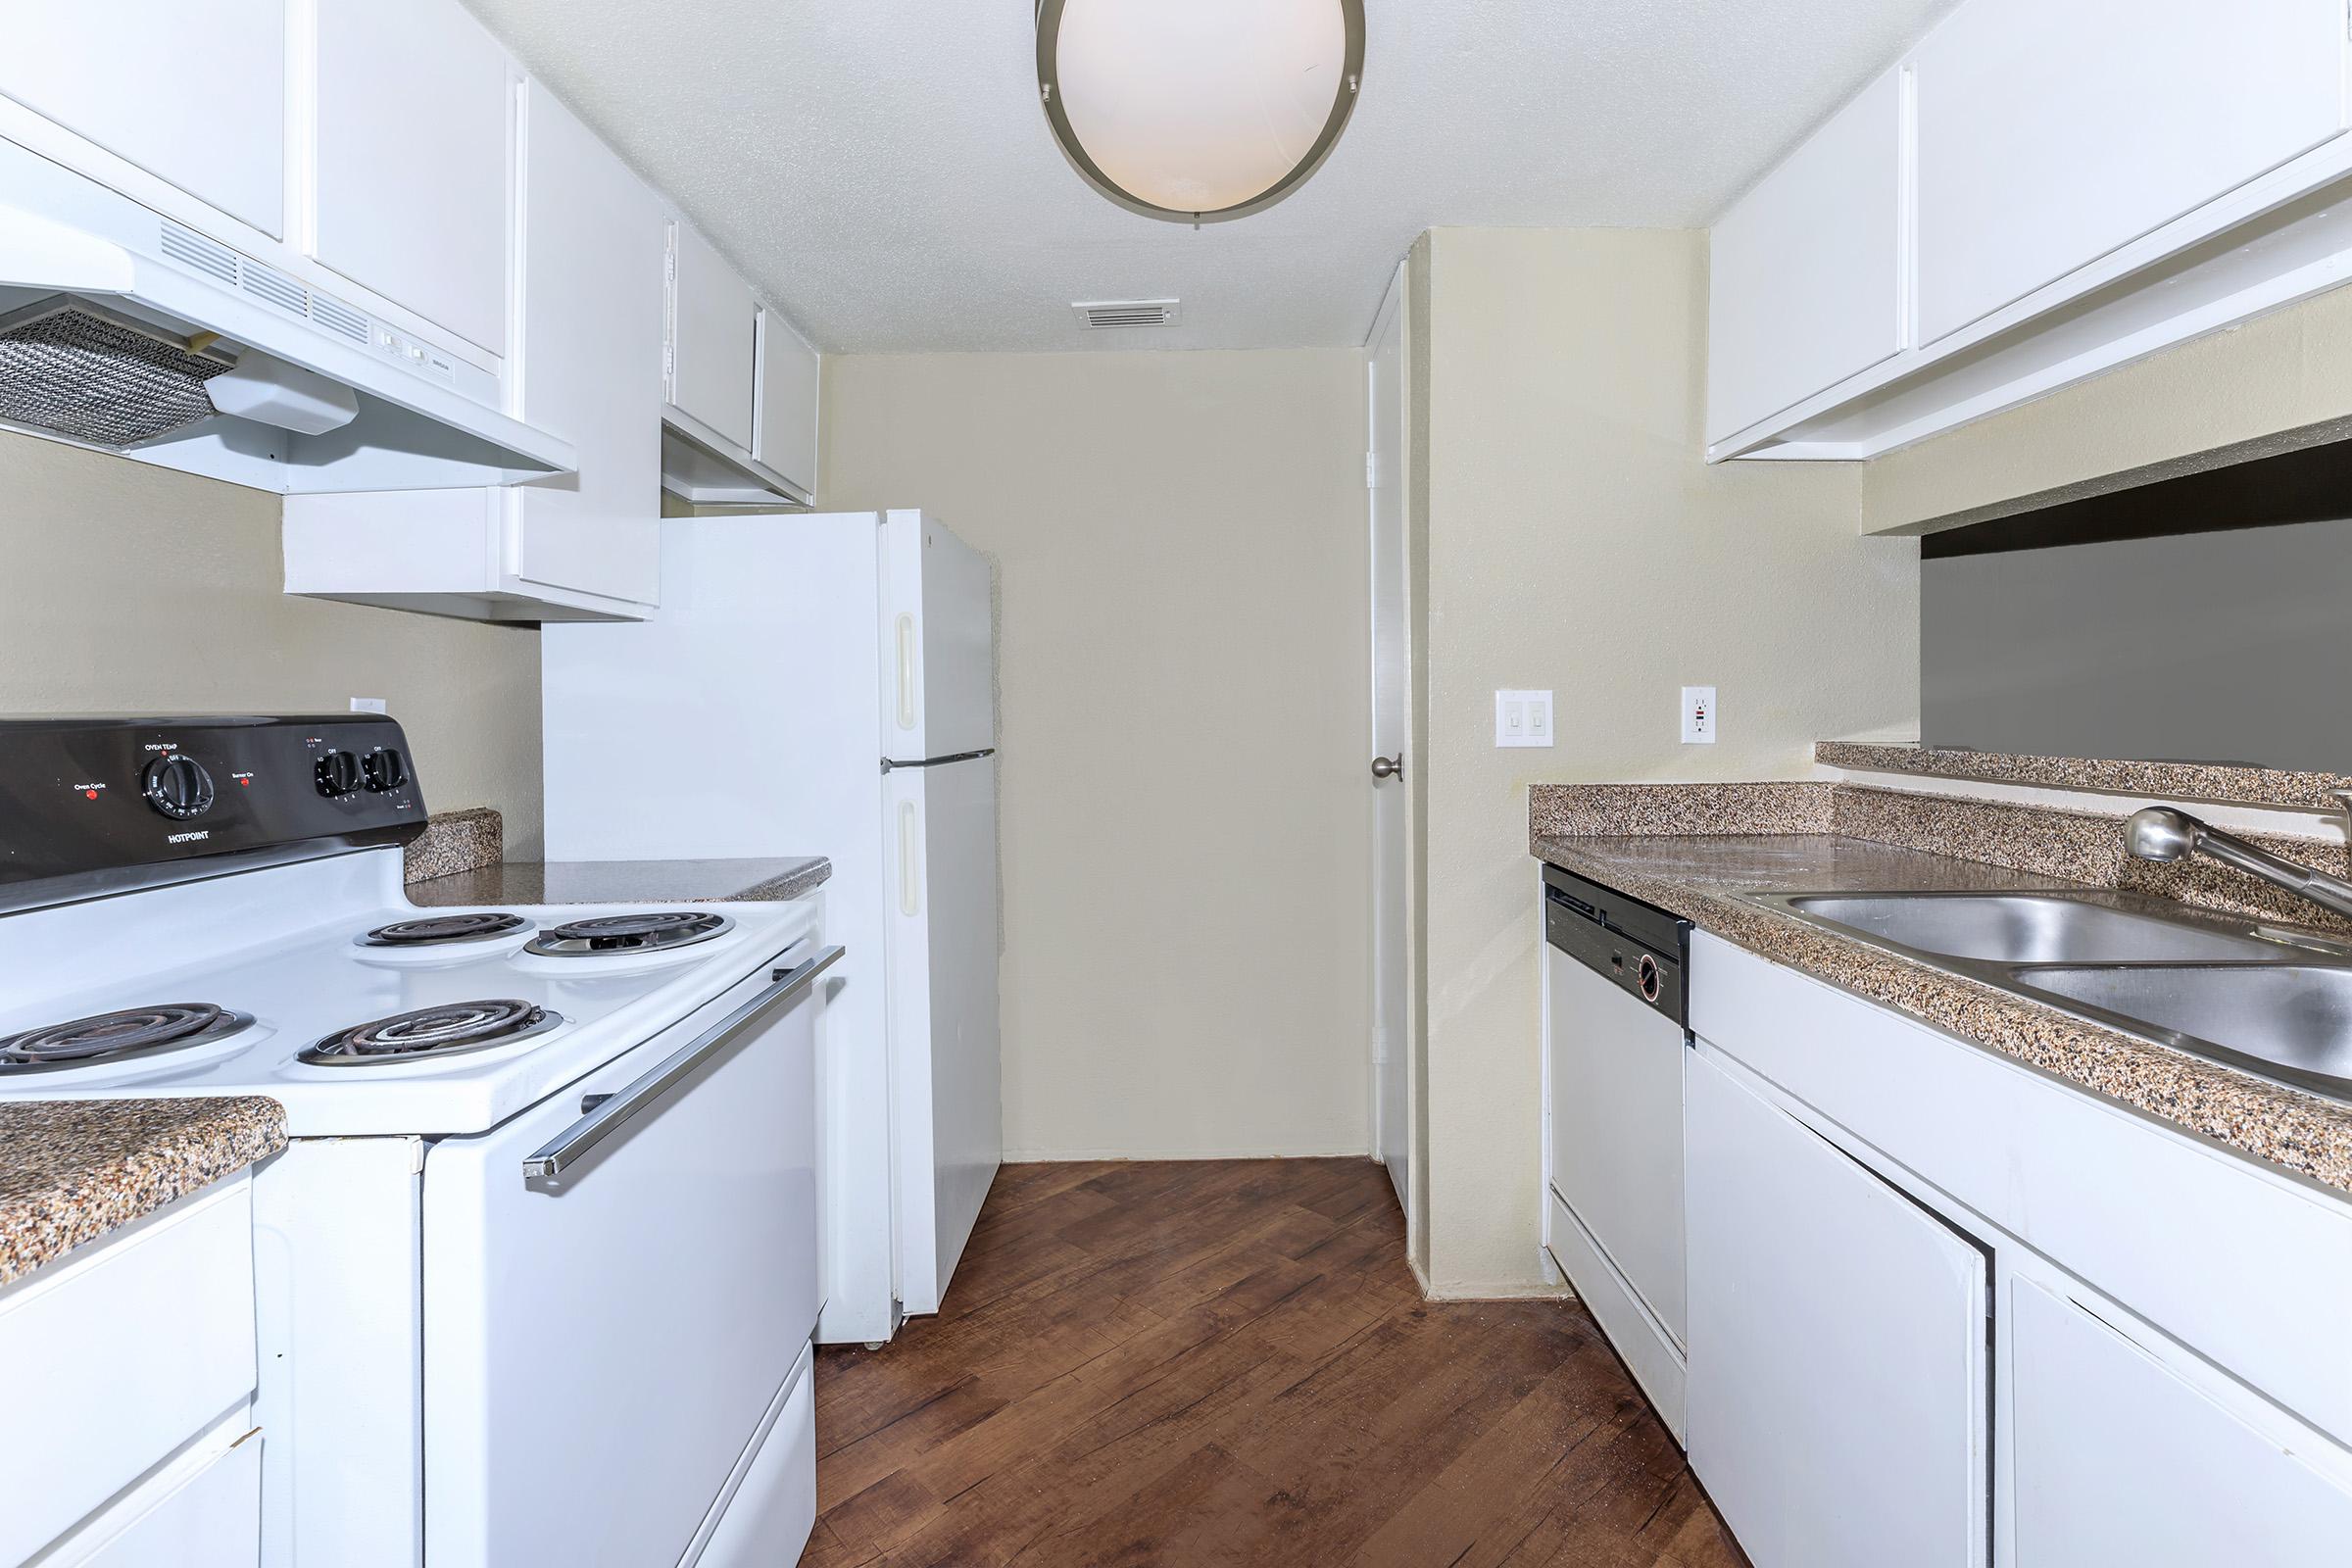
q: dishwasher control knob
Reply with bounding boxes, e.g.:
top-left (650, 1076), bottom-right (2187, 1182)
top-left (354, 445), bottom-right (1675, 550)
top-left (315, 750), bottom-right (364, 798)
top-left (142, 754), bottom-right (216, 820)
top-left (1637, 954), bottom-right (1662, 1003)
top-left (362, 747), bottom-right (407, 793)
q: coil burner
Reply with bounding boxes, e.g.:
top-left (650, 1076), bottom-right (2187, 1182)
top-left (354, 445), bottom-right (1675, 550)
top-left (360, 912), bottom-right (532, 948)
top-left (301, 1000), bottom-right (561, 1066)
top-left (522, 910), bottom-right (731, 957)
top-left (0, 1004), bottom-right (254, 1074)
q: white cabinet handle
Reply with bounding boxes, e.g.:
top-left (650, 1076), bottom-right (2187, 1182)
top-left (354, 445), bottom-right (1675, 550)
top-left (899, 801), bottom-right (920, 915)
top-left (895, 613), bottom-right (916, 730)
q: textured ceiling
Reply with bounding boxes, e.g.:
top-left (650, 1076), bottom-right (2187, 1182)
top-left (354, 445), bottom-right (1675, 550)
top-left (460, 0), bottom-right (1956, 354)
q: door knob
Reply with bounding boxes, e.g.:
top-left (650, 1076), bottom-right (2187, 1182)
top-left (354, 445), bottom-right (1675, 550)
top-left (1370, 754), bottom-right (1402, 782)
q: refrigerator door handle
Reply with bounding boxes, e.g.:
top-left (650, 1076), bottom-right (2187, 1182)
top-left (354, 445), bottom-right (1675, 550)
top-left (895, 613), bottom-right (917, 731)
top-left (900, 800), bottom-right (921, 916)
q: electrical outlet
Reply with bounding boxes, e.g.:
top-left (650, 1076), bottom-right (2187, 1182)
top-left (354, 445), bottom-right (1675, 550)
top-left (1495, 690), bottom-right (1554, 749)
top-left (1681, 686), bottom-right (1716, 745)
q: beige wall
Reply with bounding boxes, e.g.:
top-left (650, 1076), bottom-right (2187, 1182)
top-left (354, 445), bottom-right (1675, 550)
top-left (1416, 228), bottom-right (1919, 1294)
top-left (0, 431), bottom-right (546, 853)
top-left (820, 350), bottom-right (1372, 1160)
top-left (1863, 281), bottom-right (2352, 534)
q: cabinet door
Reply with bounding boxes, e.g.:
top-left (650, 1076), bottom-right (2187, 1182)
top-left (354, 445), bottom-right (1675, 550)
top-left (311, 0), bottom-right (511, 354)
top-left (1915, 0), bottom-right (2348, 345)
top-left (2010, 1276), bottom-right (2352, 1565)
top-left (1686, 1048), bottom-right (1988, 1568)
top-left (755, 307), bottom-right (820, 499)
top-left (0, 0), bottom-right (285, 235)
top-left (509, 81), bottom-right (664, 609)
top-left (1707, 67), bottom-right (1905, 443)
top-left (78, 1435), bottom-right (262, 1567)
top-left (668, 221), bottom-right (758, 451)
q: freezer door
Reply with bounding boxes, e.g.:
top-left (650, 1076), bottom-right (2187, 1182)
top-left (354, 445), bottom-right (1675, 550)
top-left (884, 756), bottom-right (1004, 1314)
top-left (882, 510), bottom-right (996, 760)
top-left (418, 953), bottom-right (821, 1564)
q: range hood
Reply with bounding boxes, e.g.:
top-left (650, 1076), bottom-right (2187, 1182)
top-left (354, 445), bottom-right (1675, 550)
top-left (0, 139), bottom-right (573, 494)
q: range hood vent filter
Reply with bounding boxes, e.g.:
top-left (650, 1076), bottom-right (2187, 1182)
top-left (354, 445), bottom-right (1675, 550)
top-left (0, 302), bottom-right (232, 449)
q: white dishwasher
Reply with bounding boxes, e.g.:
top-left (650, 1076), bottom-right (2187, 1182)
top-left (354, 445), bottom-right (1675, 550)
top-left (1541, 863), bottom-right (1691, 1440)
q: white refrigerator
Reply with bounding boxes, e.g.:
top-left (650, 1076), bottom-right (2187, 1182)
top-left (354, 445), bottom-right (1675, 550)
top-left (542, 509), bottom-right (1002, 1346)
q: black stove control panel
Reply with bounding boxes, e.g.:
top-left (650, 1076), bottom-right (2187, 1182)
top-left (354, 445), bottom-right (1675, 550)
top-left (0, 715), bottom-right (427, 907)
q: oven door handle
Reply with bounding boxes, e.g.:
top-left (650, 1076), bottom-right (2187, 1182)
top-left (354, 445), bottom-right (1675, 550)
top-left (522, 945), bottom-right (844, 1186)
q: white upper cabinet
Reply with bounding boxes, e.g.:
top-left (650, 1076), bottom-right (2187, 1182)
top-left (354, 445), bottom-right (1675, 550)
top-left (310, 0), bottom-right (513, 355)
top-left (756, 307), bottom-right (821, 501)
top-left (507, 80), bottom-right (665, 609)
top-left (0, 0), bottom-right (286, 236)
top-left (1914, 0), bottom-right (2349, 345)
top-left (1708, 0), bottom-right (2352, 461)
top-left (1707, 68), bottom-right (1906, 444)
top-left (667, 220), bottom-right (759, 450)
top-left (283, 79), bottom-right (664, 620)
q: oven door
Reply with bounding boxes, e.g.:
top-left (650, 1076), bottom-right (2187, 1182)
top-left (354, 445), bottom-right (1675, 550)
top-left (419, 944), bottom-right (835, 1566)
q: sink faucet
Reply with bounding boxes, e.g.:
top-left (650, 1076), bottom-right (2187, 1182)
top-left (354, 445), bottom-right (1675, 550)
top-left (2124, 806), bottom-right (2352, 922)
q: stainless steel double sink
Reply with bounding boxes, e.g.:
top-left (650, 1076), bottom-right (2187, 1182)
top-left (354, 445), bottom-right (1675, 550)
top-left (1742, 890), bottom-right (2352, 1100)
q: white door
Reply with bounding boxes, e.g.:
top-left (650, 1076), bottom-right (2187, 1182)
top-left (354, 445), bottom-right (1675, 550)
top-left (419, 956), bottom-right (822, 1564)
top-left (667, 220), bottom-right (758, 449)
top-left (1367, 262), bottom-right (1410, 1216)
top-left (884, 755), bottom-right (1003, 1316)
top-left (2009, 1274), bottom-right (2352, 1565)
top-left (1914, 0), bottom-right (2349, 344)
top-left (310, 0), bottom-right (511, 353)
top-left (0, 0), bottom-right (285, 236)
top-left (508, 81), bottom-right (665, 609)
top-left (883, 511), bottom-right (996, 761)
top-left (1686, 1047), bottom-right (1989, 1568)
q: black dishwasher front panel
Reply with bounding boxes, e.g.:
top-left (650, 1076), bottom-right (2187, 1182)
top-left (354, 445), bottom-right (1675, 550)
top-left (1544, 862), bottom-right (1690, 1030)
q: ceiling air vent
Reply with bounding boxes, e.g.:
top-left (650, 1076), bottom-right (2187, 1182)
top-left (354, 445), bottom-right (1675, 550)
top-left (1072, 298), bottom-right (1181, 330)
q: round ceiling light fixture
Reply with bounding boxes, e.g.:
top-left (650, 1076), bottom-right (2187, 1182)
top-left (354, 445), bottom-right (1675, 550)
top-left (1035, 0), bottom-right (1366, 224)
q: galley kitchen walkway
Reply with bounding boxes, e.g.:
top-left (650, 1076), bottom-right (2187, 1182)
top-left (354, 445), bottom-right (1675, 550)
top-left (804, 1158), bottom-right (1740, 1567)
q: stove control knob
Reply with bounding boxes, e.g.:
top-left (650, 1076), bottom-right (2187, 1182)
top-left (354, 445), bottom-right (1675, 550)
top-left (315, 750), bottom-right (364, 798)
top-left (143, 754), bottom-right (216, 820)
top-left (362, 746), bottom-right (407, 793)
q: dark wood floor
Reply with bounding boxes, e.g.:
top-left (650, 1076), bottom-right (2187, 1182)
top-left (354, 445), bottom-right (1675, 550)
top-left (805, 1158), bottom-right (1740, 1567)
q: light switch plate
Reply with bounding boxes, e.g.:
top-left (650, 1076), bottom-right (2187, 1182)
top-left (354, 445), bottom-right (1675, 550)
top-left (1681, 686), bottom-right (1716, 745)
top-left (1495, 690), bottom-right (1554, 748)
top-left (349, 697), bottom-right (387, 714)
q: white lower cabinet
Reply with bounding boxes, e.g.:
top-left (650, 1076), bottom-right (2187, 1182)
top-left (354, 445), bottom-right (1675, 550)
top-left (1685, 1047), bottom-right (1988, 1568)
top-left (67, 1433), bottom-right (263, 1568)
top-left (1678, 930), bottom-right (2352, 1567)
top-left (2008, 1273), bottom-right (2352, 1566)
top-left (2, 1177), bottom-right (260, 1567)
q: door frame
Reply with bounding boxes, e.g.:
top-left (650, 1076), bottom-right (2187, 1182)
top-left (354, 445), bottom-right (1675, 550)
top-left (1364, 255), bottom-right (1419, 1258)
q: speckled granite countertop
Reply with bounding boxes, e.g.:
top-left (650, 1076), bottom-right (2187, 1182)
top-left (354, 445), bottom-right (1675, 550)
top-left (1533, 827), bottom-right (2352, 1198)
top-left (1818, 740), bottom-right (2352, 811)
top-left (0, 1098), bottom-right (284, 1287)
top-left (405, 856), bottom-right (831, 907)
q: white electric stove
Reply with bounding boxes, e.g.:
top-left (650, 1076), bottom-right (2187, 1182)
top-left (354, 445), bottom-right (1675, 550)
top-left (0, 715), bottom-right (837, 1568)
